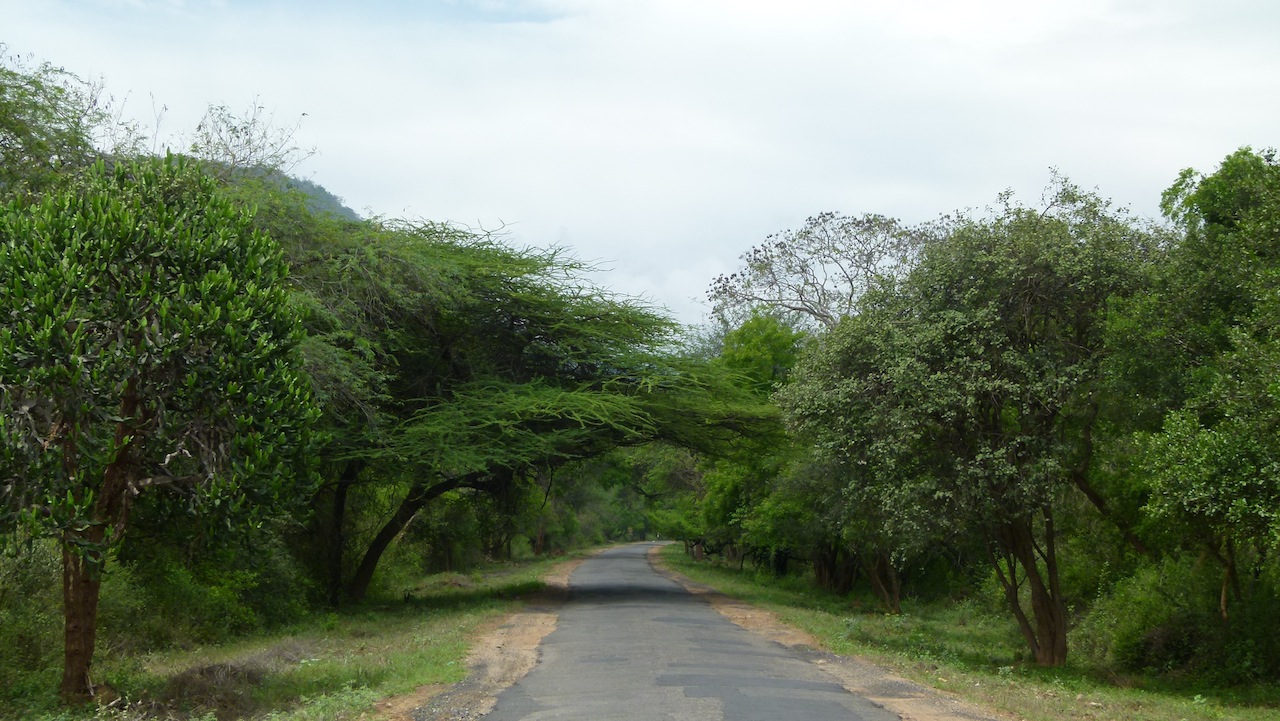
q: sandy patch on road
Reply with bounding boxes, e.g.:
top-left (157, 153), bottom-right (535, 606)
top-left (401, 556), bottom-right (585, 721)
top-left (648, 546), bottom-right (1009, 721)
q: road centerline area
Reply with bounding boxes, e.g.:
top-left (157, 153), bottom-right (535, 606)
top-left (483, 543), bottom-right (899, 721)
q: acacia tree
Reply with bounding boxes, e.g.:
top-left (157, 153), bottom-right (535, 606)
top-left (264, 198), bottom-right (779, 603)
top-left (282, 215), bottom-right (489, 604)
top-left (337, 266), bottom-right (780, 602)
top-left (0, 155), bottom-right (316, 701)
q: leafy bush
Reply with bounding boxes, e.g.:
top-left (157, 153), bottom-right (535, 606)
top-left (1074, 554), bottom-right (1280, 682)
top-left (0, 540), bottom-right (62, 705)
top-left (1074, 557), bottom-right (1215, 672)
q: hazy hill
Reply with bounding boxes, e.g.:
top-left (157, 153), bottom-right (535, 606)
top-left (283, 175), bottom-right (361, 221)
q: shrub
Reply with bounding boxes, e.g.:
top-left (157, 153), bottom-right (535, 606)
top-left (0, 540), bottom-right (62, 704)
top-left (1074, 553), bottom-right (1280, 682)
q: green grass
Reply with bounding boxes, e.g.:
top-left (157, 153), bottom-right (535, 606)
top-left (660, 545), bottom-right (1280, 721)
top-left (10, 554), bottom-right (574, 721)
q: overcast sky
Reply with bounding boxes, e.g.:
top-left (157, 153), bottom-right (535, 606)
top-left (7, 0), bottom-right (1279, 324)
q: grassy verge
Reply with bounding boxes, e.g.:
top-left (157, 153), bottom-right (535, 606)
top-left (12, 554), bottom-right (575, 721)
top-left (660, 545), bottom-right (1280, 721)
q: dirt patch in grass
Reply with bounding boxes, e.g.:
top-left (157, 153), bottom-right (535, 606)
top-left (648, 546), bottom-right (1012, 721)
top-left (369, 684), bottom-right (450, 721)
top-left (391, 555), bottom-right (587, 721)
top-left (154, 640), bottom-right (320, 719)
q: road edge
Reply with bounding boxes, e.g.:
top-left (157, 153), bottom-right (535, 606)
top-left (646, 544), bottom-right (1012, 721)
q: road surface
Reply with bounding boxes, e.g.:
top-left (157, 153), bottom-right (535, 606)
top-left (483, 543), bottom-right (899, 721)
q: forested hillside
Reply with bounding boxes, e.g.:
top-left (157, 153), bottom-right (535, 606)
top-left (2, 48), bottom-right (1278, 719)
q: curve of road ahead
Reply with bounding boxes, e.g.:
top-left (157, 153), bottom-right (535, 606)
top-left (485, 542), bottom-right (900, 721)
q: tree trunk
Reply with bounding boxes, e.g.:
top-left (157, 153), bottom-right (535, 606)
top-left (1219, 539), bottom-right (1243, 621)
top-left (441, 536), bottom-right (454, 573)
top-left (814, 545), bottom-right (837, 592)
top-left (724, 543), bottom-right (743, 568)
top-left (989, 512), bottom-right (1068, 666)
top-left (60, 540), bottom-right (103, 702)
top-left (61, 383), bottom-right (140, 702)
top-left (770, 548), bottom-right (788, 577)
top-left (327, 460), bottom-right (364, 606)
top-left (345, 476), bottom-right (468, 603)
top-left (884, 556), bottom-right (901, 611)
top-left (836, 549), bottom-right (859, 596)
top-left (861, 550), bottom-right (901, 614)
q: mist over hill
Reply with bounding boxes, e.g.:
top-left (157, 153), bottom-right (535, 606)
top-left (285, 175), bottom-right (361, 222)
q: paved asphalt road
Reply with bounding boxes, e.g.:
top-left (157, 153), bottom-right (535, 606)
top-left (485, 542), bottom-right (899, 721)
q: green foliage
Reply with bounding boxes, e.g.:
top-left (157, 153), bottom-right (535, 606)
top-left (245, 158), bottom-right (781, 603)
top-left (392, 379), bottom-right (656, 476)
top-left (0, 48), bottom-right (140, 199)
top-left (1075, 554), bottom-right (1280, 683)
top-left (0, 540), bottom-right (61, 699)
top-left (119, 537), bottom-right (314, 647)
top-left (716, 311), bottom-right (807, 394)
top-left (1075, 556), bottom-right (1219, 674)
top-left (0, 153), bottom-right (318, 551)
top-left (778, 176), bottom-right (1158, 663)
top-left (1133, 149), bottom-right (1280, 565)
top-left (1141, 407), bottom-right (1280, 548)
top-left (698, 151), bottom-right (1280, 678)
top-left (0, 153), bottom-right (318, 698)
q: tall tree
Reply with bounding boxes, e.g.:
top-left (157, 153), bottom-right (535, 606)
top-left (1122, 148), bottom-right (1280, 618)
top-left (781, 179), bottom-right (1154, 664)
top-left (0, 155), bottom-right (316, 700)
top-left (707, 211), bottom-right (934, 330)
top-left (256, 194), bottom-right (780, 603)
top-left (340, 266), bottom-right (779, 601)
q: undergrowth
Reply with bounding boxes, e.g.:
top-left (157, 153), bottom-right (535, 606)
top-left (3, 554), bottom-right (571, 721)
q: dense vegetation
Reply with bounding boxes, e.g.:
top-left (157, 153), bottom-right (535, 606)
top-left (0, 52), bottom-right (773, 714)
top-left (692, 154), bottom-right (1280, 684)
top-left (2, 47), bottom-right (1278, 719)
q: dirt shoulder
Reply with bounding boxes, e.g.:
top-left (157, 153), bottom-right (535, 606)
top-left (648, 546), bottom-right (1011, 721)
top-left (390, 555), bottom-right (586, 721)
